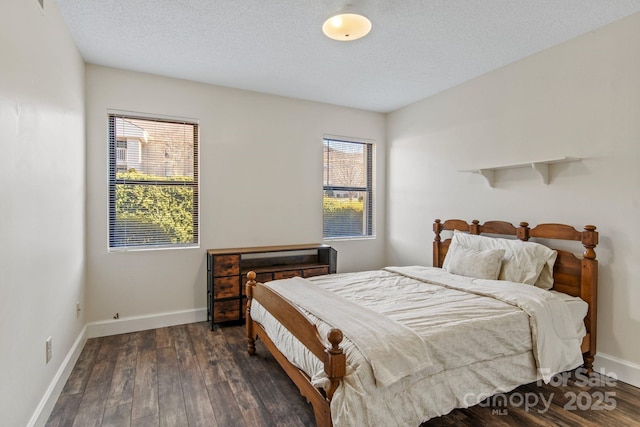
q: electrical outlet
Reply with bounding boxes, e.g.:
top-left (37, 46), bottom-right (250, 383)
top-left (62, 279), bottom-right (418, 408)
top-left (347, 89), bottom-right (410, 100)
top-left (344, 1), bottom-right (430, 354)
top-left (46, 337), bottom-right (52, 364)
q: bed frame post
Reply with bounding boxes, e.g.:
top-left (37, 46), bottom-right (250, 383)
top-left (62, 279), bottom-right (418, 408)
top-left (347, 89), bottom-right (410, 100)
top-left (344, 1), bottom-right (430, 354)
top-left (433, 219), bottom-right (443, 267)
top-left (517, 222), bottom-right (530, 241)
top-left (246, 271), bottom-right (257, 356)
top-left (469, 219), bottom-right (480, 235)
top-left (581, 225), bottom-right (598, 373)
top-left (325, 329), bottom-right (346, 401)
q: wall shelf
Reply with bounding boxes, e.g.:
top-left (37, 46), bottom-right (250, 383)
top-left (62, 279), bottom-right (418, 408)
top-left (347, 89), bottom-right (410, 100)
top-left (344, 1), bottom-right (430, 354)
top-left (460, 157), bottom-right (580, 188)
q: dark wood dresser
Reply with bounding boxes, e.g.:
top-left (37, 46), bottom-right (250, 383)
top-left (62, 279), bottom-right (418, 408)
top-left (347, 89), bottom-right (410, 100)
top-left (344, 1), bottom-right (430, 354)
top-left (206, 244), bottom-right (337, 329)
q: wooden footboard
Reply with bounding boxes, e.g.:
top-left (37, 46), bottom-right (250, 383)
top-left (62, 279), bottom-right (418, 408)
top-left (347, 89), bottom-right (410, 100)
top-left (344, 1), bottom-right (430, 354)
top-left (245, 271), bottom-right (344, 427)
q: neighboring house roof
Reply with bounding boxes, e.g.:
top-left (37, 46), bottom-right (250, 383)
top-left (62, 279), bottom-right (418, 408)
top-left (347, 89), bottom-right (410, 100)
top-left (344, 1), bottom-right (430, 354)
top-left (116, 118), bottom-right (148, 143)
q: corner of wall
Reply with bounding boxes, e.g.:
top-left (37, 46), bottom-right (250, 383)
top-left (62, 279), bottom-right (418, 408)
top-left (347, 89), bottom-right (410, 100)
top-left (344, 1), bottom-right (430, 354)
top-left (28, 326), bottom-right (87, 427)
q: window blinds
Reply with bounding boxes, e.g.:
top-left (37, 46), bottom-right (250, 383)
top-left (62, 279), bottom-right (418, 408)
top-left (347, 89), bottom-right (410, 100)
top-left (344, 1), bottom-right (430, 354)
top-left (323, 138), bottom-right (374, 238)
top-left (108, 113), bottom-right (199, 250)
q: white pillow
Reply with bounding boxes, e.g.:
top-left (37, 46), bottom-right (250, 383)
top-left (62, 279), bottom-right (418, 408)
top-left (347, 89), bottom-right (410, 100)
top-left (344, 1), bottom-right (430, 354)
top-left (533, 250), bottom-right (558, 290)
top-left (442, 243), bottom-right (505, 280)
top-left (451, 230), bottom-right (557, 288)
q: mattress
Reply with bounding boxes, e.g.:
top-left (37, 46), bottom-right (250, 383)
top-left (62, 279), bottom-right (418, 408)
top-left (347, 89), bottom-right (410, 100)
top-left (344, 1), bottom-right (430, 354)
top-left (250, 267), bottom-right (586, 426)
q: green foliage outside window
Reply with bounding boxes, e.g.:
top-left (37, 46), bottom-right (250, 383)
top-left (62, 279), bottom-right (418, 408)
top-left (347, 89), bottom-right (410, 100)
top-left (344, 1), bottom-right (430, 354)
top-left (115, 170), bottom-right (195, 245)
top-left (322, 196), bottom-right (363, 213)
top-left (323, 196), bottom-right (364, 237)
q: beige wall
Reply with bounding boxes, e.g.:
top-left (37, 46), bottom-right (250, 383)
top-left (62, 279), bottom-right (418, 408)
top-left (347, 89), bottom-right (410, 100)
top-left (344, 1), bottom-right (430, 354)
top-left (7, 3), bottom-right (640, 422)
top-left (85, 65), bottom-right (386, 323)
top-left (0, 0), bottom-right (86, 425)
top-left (387, 13), bottom-right (640, 380)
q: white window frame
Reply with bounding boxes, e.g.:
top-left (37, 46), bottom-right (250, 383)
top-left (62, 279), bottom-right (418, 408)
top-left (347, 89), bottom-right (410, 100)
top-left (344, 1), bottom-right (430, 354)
top-left (107, 111), bottom-right (200, 251)
top-left (322, 136), bottom-right (375, 240)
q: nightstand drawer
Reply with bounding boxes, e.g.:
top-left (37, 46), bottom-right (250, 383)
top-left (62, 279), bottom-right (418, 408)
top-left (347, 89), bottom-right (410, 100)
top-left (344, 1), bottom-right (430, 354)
top-left (273, 270), bottom-right (302, 280)
top-left (213, 255), bottom-right (240, 277)
top-left (303, 266), bottom-right (329, 277)
top-left (242, 272), bottom-right (272, 296)
top-left (213, 276), bottom-right (240, 299)
top-left (213, 300), bottom-right (240, 323)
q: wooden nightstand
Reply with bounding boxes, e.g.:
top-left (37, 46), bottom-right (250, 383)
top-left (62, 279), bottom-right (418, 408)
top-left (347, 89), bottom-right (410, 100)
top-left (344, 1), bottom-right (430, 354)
top-left (206, 244), bottom-right (337, 329)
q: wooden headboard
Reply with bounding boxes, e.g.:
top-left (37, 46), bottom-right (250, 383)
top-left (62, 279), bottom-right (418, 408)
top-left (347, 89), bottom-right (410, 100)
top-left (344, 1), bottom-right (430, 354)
top-left (433, 219), bottom-right (599, 372)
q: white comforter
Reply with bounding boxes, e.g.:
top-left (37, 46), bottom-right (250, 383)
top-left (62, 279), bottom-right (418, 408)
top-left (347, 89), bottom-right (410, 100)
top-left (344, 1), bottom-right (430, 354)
top-left (387, 266), bottom-right (584, 382)
top-left (250, 266), bottom-right (586, 426)
top-left (266, 276), bottom-right (433, 387)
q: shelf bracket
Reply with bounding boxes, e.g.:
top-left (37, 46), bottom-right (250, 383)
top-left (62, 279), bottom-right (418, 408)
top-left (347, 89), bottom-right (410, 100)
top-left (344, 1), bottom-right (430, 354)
top-left (477, 169), bottom-right (495, 188)
top-left (531, 162), bottom-right (550, 184)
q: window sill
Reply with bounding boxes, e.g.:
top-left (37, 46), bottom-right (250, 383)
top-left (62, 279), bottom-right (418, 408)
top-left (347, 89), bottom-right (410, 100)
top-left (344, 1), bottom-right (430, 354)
top-left (108, 244), bottom-right (200, 253)
top-left (323, 236), bottom-right (376, 243)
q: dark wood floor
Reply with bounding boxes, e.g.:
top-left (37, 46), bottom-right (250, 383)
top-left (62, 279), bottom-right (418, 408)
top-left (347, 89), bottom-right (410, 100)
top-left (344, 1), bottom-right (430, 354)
top-left (47, 322), bottom-right (640, 427)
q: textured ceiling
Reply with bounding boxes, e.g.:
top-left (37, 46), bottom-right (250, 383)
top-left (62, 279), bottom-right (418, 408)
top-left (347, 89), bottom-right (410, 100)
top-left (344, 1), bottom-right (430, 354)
top-left (55, 0), bottom-right (640, 113)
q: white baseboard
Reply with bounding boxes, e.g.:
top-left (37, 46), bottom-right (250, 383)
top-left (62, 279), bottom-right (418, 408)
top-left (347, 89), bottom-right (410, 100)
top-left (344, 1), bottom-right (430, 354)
top-left (594, 352), bottom-right (640, 388)
top-left (87, 307), bottom-right (208, 338)
top-left (28, 325), bottom-right (88, 427)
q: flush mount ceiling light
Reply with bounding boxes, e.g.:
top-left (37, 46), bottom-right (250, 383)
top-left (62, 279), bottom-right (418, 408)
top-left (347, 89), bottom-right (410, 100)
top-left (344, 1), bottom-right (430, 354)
top-left (322, 8), bottom-right (372, 41)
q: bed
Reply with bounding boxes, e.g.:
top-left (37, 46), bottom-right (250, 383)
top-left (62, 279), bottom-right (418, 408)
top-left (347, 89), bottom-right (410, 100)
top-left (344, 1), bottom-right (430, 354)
top-left (244, 219), bottom-right (599, 427)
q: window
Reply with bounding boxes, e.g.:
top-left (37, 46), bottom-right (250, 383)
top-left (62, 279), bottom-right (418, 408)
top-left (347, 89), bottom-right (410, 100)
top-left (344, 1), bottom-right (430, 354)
top-left (108, 113), bottom-right (199, 250)
top-left (323, 138), bottom-right (374, 239)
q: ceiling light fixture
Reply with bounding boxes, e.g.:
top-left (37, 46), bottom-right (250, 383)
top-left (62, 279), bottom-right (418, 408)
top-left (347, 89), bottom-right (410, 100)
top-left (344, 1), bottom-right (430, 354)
top-left (322, 8), bottom-right (372, 41)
